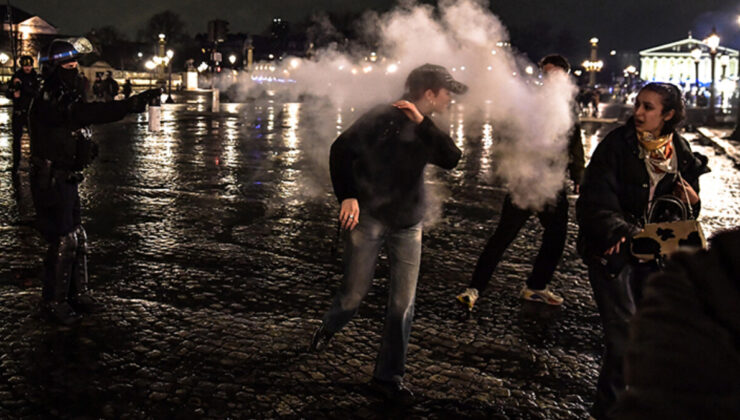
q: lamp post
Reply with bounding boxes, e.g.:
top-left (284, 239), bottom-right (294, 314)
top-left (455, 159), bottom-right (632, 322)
top-left (582, 37), bottom-right (602, 87)
top-left (705, 28), bottom-right (720, 125)
top-left (690, 47), bottom-right (702, 104)
top-left (165, 49), bottom-right (174, 103)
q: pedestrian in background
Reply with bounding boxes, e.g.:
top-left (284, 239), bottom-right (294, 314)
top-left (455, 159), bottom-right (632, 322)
top-left (5, 55), bottom-right (40, 173)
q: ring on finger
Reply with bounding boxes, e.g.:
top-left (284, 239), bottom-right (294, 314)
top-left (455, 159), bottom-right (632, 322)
top-left (349, 215), bottom-right (355, 219)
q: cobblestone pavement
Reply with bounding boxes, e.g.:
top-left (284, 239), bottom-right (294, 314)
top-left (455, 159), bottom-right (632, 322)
top-left (0, 100), bottom-right (738, 419)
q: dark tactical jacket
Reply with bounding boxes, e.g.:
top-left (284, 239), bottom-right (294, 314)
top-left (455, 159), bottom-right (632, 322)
top-left (29, 68), bottom-right (130, 171)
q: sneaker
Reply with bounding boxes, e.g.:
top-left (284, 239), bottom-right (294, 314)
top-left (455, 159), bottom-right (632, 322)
top-left (308, 324), bottom-right (333, 353)
top-left (369, 377), bottom-right (415, 405)
top-left (520, 286), bottom-right (563, 306)
top-left (456, 288), bottom-right (479, 311)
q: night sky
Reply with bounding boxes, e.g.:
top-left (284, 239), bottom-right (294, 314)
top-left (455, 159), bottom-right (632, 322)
top-left (11, 0), bottom-right (740, 57)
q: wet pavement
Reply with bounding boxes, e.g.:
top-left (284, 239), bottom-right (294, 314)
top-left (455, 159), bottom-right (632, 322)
top-left (0, 98), bottom-right (739, 419)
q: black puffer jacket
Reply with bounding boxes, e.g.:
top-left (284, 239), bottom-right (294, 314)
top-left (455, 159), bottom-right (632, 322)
top-left (613, 228), bottom-right (740, 419)
top-left (576, 118), bottom-right (709, 269)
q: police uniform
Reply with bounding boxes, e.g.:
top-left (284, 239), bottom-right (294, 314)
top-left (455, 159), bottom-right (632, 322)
top-left (29, 38), bottom-right (159, 324)
top-left (5, 56), bottom-right (40, 172)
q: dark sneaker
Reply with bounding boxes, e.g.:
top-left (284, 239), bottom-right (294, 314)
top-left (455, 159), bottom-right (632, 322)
top-left (369, 377), bottom-right (415, 405)
top-left (69, 294), bottom-right (105, 314)
top-left (41, 301), bottom-right (80, 326)
top-left (309, 324), bottom-right (333, 353)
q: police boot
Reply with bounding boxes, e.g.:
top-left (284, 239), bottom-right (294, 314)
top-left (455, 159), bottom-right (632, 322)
top-left (42, 232), bottom-right (81, 325)
top-left (68, 225), bottom-right (104, 314)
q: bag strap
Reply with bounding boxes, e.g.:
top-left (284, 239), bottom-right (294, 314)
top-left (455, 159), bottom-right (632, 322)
top-left (676, 172), bottom-right (694, 219)
top-left (646, 194), bottom-right (688, 223)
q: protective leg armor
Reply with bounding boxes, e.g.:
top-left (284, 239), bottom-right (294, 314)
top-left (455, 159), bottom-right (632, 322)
top-left (41, 232), bottom-right (80, 325)
top-left (68, 225), bottom-right (104, 313)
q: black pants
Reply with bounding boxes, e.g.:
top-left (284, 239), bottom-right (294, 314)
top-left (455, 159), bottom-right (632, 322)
top-left (470, 190), bottom-right (569, 292)
top-left (587, 260), bottom-right (658, 419)
top-left (30, 166), bottom-right (83, 302)
top-left (11, 111), bottom-right (27, 171)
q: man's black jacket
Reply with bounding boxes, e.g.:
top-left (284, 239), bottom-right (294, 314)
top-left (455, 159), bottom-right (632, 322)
top-left (576, 118), bottom-right (709, 267)
top-left (330, 104), bottom-right (462, 228)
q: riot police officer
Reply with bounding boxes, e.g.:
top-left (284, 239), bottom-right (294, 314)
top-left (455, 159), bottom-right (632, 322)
top-left (5, 55), bottom-right (40, 172)
top-left (29, 38), bottom-right (160, 325)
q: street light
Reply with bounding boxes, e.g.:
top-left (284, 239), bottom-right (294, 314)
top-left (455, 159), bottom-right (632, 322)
top-left (166, 49), bottom-right (174, 103)
top-left (228, 54), bottom-right (237, 66)
top-left (0, 52), bottom-right (8, 65)
top-left (704, 27), bottom-right (720, 125)
top-left (584, 37), bottom-right (602, 87)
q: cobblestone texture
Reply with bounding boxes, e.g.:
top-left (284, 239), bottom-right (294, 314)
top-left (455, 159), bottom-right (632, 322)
top-left (0, 100), bottom-right (738, 419)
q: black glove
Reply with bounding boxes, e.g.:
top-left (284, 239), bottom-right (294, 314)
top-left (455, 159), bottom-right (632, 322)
top-left (126, 88), bottom-right (162, 113)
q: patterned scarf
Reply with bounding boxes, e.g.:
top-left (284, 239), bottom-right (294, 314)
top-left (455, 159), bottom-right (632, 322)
top-left (636, 131), bottom-right (677, 195)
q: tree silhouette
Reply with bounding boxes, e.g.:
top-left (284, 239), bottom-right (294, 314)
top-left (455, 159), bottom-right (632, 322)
top-left (138, 10), bottom-right (189, 44)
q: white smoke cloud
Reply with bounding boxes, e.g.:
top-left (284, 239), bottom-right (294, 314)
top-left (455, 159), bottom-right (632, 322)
top-left (219, 0), bottom-right (578, 211)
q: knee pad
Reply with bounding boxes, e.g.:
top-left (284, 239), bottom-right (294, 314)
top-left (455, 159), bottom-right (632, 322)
top-left (56, 232), bottom-right (78, 261)
top-left (74, 225), bottom-right (88, 254)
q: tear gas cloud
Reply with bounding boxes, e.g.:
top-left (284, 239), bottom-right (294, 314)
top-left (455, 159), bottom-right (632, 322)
top-left (223, 0), bottom-right (578, 211)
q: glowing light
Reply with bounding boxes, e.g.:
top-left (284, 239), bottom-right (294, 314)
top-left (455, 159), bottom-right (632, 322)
top-left (158, 33), bottom-right (166, 40)
top-left (525, 66), bottom-right (534, 75)
top-left (491, 49), bottom-right (497, 55)
top-left (197, 62), bottom-right (209, 72)
top-left (290, 58), bottom-right (300, 69)
top-left (460, 66), bottom-right (466, 71)
top-left (363, 65), bottom-right (373, 73)
top-left (0, 52), bottom-right (8, 64)
top-left (386, 63), bottom-right (398, 73)
top-left (166, 50), bottom-right (174, 59)
top-left (590, 37), bottom-right (599, 45)
top-left (610, 50), bottom-right (616, 56)
top-left (351, 68), bottom-right (358, 75)
top-left (228, 54), bottom-right (237, 64)
top-left (487, 66), bottom-right (492, 71)
top-left (145, 60), bottom-right (156, 70)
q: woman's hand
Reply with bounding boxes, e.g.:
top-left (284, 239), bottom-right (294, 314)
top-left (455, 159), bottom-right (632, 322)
top-left (339, 198), bottom-right (360, 231)
top-left (673, 179), bottom-right (699, 205)
top-left (604, 237), bottom-right (626, 256)
top-left (393, 100), bottom-right (424, 124)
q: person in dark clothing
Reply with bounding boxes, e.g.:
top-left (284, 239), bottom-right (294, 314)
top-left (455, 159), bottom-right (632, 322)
top-left (611, 228), bottom-right (740, 420)
top-left (575, 82), bottom-right (709, 419)
top-left (29, 38), bottom-right (160, 325)
top-left (5, 55), bottom-right (40, 172)
top-left (92, 73), bottom-right (104, 102)
top-left (122, 79), bottom-right (133, 99)
top-left (309, 63), bottom-right (466, 404)
top-left (456, 54), bottom-right (585, 310)
top-left (103, 71), bottom-right (119, 102)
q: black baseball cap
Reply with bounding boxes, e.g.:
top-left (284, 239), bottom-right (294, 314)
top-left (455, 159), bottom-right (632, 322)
top-left (405, 63), bottom-right (468, 96)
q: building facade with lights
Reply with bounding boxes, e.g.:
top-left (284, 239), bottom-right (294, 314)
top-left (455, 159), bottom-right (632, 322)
top-left (639, 34), bottom-right (739, 88)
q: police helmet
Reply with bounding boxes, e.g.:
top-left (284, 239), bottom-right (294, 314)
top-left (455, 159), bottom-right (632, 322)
top-left (19, 55), bottom-right (33, 67)
top-left (41, 37), bottom-right (94, 66)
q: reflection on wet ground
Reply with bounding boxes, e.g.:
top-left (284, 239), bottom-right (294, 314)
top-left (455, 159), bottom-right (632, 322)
top-left (0, 99), bottom-right (738, 418)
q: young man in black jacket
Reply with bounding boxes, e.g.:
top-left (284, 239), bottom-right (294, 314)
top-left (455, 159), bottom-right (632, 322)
top-left (457, 54), bottom-right (585, 310)
top-left (309, 64), bottom-right (466, 404)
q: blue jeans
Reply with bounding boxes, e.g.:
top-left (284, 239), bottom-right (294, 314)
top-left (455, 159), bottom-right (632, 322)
top-left (322, 214), bottom-right (422, 383)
